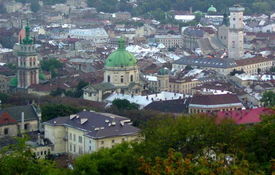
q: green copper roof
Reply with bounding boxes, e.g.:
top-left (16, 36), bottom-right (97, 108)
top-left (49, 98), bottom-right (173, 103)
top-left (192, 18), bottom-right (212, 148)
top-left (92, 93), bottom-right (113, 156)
top-left (158, 67), bottom-right (169, 75)
top-left (9, 77), bottom-right (18, 87)
top-left (22, 21), bottom-right (33, 45)
top-left (105, 38), bottom-right (137, 68)
top-left (208, 5), bottom-right (217, 13)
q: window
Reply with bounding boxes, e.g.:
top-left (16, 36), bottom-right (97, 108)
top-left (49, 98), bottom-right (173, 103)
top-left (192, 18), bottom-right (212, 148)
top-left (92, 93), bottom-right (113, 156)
top-left (79, 136), bottom-right (82, 143)
top-left (24, 123), bottom-right (29, 130)
top-left (89, 146), bottom-right (91, 151)
top-left (79, 147), bottom-right (83, 154)
top-left (4, 128), bottom-right (8, 135)
top-left (73, 134), bottom-right (76, 141)
top-left (101, 141), bottom-right (104, 144)
top-left (130, 75), bottom-right (133, 82)
top-left (120, 76), bottom-right (124, 83)
top-left (112, 140), bottom-right (115, 143)
top-left (73, 145), bottom-right (76, 152)
top-left (70, 144), bottom-right (72, 151)
top-left (44, 151), bottom-right (47, 155)
top-left (69, 133), bottom-right (72, 140)
top-left (122, 138), bottom-right (125, 142)
top-left (107, 75), bottom-right (110, 82)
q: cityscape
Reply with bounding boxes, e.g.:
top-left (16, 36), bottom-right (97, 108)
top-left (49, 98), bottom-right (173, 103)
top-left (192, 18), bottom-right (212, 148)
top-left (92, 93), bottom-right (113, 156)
top-left (0, 0), bottom-right (274, 174)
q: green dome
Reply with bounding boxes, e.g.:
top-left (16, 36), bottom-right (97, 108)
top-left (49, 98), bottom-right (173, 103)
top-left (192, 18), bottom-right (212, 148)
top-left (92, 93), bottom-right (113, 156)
top-left (9, 77), bottom-right (18, 87)
top-left (39, 73), bottom-right (46, 80)
top-left (105, 38), bottom-right (137, 68)
top-left (207, 5), bottom-right (217, 13)
top-left (158, 67), bottom-right (169, 75)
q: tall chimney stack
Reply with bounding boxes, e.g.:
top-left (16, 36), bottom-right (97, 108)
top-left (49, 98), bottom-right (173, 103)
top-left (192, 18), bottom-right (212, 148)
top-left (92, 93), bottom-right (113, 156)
top-left (21, 112), bottom-right (25, 133)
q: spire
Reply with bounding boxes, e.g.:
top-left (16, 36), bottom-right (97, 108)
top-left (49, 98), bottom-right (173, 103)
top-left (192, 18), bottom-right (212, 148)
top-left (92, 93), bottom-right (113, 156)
top-left (22, 20), bottom-right (33, 45)
top-left (118, 37), bottom-right (125, 50)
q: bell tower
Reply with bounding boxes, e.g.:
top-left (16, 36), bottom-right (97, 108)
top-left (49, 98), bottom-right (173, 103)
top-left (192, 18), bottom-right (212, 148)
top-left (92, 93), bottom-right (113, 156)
top-left (228, 5), bottom-right (245, 60)
top-left (17, 22), bottom-right (40, 89)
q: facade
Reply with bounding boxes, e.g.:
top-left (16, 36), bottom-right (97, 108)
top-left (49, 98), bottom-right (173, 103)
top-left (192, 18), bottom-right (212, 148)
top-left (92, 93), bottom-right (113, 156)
top-left (228, 5), bottom-right (245, 59)
top-left (189, 94), bottom-right (244, 114)
top-left (155, 34), bottom-right (183, 48)
top-left (44, 111), bottom-right (140, 156)
top-left (83, 38), bottom-right (145, 102)
top-left (17, 23), bottom-right (40, 89)
top-left (0, 105), bottom-right (41, 138)
top-left (0, 75), bottom-right (9, 93)
top-left (217, 14), bottom-right (229, 47)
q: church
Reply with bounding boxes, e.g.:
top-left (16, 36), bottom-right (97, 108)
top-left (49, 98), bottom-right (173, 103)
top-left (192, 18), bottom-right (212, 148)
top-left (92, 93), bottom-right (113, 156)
top-left (83, 38), bottom-right (146, 102)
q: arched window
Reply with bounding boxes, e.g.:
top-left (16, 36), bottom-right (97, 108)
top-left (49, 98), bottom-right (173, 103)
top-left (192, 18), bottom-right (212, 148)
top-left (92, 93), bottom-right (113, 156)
top-left (107, 75), bottom-right (110, 82)
top-left (130, 75), bottom-right (133, 82)
top-left (121, 76), bottom-right (124, 83)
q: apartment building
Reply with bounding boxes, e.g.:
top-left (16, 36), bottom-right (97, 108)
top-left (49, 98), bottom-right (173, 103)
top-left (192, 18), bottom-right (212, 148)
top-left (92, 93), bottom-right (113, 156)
top-left (44, 111), bottom-right (140, 156)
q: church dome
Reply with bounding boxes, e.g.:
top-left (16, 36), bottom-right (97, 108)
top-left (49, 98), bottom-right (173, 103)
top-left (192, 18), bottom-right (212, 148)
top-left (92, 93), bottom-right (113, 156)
top-left (105, 38), bottom-right (137, 68)
top-left (207, 5), bottom-right (217, 13)
top-left (158, 67), bottom-right (170, 75)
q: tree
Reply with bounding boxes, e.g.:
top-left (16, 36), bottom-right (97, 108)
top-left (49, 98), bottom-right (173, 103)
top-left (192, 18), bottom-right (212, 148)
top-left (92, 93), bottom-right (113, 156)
top-left (41, 58), bottom-right (63, 78)
top-left (73, 143), bottom-right (139, 175)
top-left (0, 137), bottom-right (66, 175)
top-left (41, 103), bottom-right (81, 121)
top-left (261, 91), bottom-right (275, 107)
top-left (270, 67), bottom-right (275, 72)
top-left (30, 0), bottom-right (40, 13)
top-left (139, 148), bottom-right (264, 175)
top-left (112, 99), bottom-right (139, 111)
top-left (50, 88), bottom-right (65, 97)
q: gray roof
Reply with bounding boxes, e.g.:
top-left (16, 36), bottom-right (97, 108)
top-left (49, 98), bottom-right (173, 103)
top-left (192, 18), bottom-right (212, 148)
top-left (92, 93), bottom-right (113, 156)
top-left (44, 111), bottom-right (140, 139)
top-left (173, 57), bottom-right (237, 68)
top-left (83, 82), bottom-right (116, 92)
top-left (1, 105), bottom-right (39, 122)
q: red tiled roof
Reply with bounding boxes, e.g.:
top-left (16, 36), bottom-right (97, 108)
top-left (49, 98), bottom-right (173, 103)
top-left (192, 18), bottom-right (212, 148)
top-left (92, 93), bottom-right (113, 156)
top-left (216, 107), bottom-right (275, 124)
top-left (0, 112), bottom-right (17, 125)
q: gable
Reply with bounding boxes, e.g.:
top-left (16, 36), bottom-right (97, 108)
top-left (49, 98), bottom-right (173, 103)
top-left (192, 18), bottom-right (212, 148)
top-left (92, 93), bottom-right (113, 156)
top-left (0, 112), bottom-right (17, 126)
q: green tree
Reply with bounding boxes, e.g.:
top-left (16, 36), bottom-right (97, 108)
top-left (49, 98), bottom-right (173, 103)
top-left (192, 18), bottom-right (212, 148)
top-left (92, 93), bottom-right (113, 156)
top-left (41, 103), bottom-right (81, 121)
top-left (261, 91), bottom-right (275, 107)
top-left (41, 58), bottom-right (63, 78)
top-left (73, 143), bottom-right (139, 175)
top-left (0, 137), bottom-right (66, 175)
top-left (30, 0), bottom-right (40, 12)
top-left (112, 99), bottom-right (139, 111)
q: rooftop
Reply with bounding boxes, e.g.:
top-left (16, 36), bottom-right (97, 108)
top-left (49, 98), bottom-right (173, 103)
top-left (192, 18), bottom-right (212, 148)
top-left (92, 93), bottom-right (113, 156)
top-left (44, 111), bottom-right (140, 139)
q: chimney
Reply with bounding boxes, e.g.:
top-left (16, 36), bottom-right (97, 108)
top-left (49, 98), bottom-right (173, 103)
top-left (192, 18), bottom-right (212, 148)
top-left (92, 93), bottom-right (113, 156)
top-left (21, 112), bottom-right (25, 133)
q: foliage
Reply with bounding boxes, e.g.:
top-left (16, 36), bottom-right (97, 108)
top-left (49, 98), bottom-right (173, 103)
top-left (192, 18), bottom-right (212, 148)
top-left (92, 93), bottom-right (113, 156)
top-left (261, 91), bottom-right (275, 107)
top-left (50, 87), bottom-right (65, 97)
top-left (65, 80), bottom-right (89, 98)
top-left (0, 137), bottom-right (66, 175)
top-left (30, 0), bottom-right (40, 12)
top-left (0, 36), bottom-right (17, 49)
top-left (112, 99), bottom-right (139, 111)
top-left (73, 143), bottom-right (139, 175)
top-left (139, 148), bottom-right (264, 175)
top-left (229, 69), bottom-right (245, 76)
top-left (41, 103), bottom-right (81, 121)
top-left (0, 92), bottom-right (10, 103)
top-left (41, 58), bottom-right (63, 78)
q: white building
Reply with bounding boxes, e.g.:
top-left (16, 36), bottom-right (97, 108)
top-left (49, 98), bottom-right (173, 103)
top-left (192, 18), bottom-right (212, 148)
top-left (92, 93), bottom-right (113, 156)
top-left (68, 28), bottom-right (109, 44)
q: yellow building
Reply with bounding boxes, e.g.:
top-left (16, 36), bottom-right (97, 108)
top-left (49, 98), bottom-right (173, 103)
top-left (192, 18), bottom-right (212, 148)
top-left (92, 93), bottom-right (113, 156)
top-left (189, 94), bottom-right (244, 114)
top-left (0, 105), bottom-right (41, 138)
top-left (44, 110), bottom-right (140, 156)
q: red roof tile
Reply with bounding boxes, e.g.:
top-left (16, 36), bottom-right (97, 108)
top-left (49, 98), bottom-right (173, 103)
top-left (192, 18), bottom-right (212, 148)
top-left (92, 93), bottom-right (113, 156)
top-left (0, 112), bottom-right (17, 125)
top-left (217, 107), bottom-right (275, 124)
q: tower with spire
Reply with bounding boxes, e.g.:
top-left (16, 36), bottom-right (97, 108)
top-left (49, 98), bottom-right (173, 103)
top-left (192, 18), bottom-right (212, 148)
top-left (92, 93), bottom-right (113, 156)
top-left (17, 21), bottom-right (40, 89)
